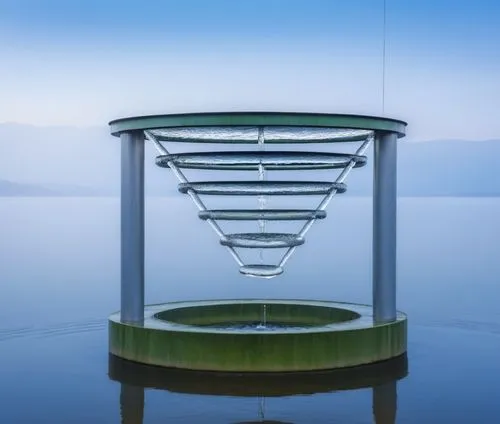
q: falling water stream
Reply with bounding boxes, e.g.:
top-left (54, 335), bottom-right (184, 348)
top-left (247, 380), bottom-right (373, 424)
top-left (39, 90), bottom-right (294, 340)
top-left (258, 396), bottom-right (266, 421)
top-left (257, 128), bottom-right (267, 329)
top-left (256, 304), bottom-right (268, 330)
top-left (257, 127), bottom-right (266, 264)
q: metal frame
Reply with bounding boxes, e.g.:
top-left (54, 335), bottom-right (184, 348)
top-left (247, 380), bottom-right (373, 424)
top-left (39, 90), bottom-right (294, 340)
top-left (373, 132), bottom-right (398, 322)
top-left (110, 112), bottom-right (406, 325)
top-left (110, 112), bottom-right (407, 138)
top-left (120, 131), bottom-right (145, 323)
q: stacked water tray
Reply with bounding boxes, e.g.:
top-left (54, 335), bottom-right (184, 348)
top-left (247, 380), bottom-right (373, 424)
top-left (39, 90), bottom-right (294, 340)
top-left (145, 126), bottom-right (372, 277)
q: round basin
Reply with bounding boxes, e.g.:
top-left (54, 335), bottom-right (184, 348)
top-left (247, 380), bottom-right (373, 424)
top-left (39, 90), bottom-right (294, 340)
top-left (109, 299), bottom-right (407, 372)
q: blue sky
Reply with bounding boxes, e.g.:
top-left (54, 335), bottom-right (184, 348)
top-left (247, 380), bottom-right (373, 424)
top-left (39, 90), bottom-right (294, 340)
top-left (1, 0), bottom-right (499, 140)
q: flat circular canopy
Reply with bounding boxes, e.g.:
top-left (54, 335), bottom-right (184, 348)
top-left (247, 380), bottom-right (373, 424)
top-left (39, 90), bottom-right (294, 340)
top-left (109, 112), bottom-right (407, 138)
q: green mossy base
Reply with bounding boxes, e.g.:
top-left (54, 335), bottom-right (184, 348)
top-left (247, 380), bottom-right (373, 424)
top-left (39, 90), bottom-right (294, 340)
top-left (109, 300), bottom-right (407, 372)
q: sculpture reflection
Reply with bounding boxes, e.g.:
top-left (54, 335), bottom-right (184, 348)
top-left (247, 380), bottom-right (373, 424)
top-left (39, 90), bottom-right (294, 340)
top-left (119, 383), bottom-right (144, 424)
top-left (109, 354), bottom-right (408, 423)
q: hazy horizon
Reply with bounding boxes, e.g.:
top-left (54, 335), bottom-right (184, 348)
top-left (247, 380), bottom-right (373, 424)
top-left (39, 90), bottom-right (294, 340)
top-left (1, 121), bottom-right (499, 197)
top-left (1, 0), bottom-right (499, 141)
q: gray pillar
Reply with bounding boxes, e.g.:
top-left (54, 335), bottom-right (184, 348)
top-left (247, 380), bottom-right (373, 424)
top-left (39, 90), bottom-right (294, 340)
top-left (373, 132), bottom-right (397, 323)
top-left (121, 131), bottom-right (145, 323)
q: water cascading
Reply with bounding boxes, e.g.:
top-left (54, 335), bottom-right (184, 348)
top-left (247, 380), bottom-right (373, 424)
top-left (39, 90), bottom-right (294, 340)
top-left (146, 125), bottom-right (371, 279)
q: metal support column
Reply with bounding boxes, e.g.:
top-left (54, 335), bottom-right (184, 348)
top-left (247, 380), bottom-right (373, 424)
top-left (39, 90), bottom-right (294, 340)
top-left (121, 131), bottom-right (145, 323)
top-left (373, 132), bottom-right (397, 323)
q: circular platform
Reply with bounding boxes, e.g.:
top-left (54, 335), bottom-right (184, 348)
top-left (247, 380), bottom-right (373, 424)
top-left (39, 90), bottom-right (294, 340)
top-left (109, 299), bottom-right (407, 372)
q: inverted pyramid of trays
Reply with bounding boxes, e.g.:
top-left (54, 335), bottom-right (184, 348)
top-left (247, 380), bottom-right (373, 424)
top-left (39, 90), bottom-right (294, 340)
top-left (145, 126), bottom-right (373, 278)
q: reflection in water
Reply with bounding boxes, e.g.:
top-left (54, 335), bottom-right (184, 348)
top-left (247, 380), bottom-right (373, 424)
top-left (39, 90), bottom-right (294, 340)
top-left (237, 421), bottom-right (292, 424)
top-left (373, 382), bottom-right (397, 424)
top-left (109, 354), bottom-right (408, 423)
top-left (120, 384), bottom-right (144, 424)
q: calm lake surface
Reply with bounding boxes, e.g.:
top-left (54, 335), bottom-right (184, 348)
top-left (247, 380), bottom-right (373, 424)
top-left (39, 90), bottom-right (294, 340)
top-left (1, 197), bottom-right (500, 423)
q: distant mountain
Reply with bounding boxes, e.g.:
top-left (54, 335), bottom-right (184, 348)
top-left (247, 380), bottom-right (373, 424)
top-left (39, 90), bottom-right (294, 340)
top-left (0, 122), bottom-right (499, 197)
top-left (400, 139), bottom-right (500, 196)
top-left (0, 179), bottom-right (108, 197)
top-left (0, 179), bottom-right (57, 196)
top-left (346, 138), bottom-right (500, 197)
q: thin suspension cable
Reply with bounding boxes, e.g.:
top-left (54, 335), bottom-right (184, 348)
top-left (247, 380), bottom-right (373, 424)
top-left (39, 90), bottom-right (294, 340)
top-left (144, 130), bottom-right (244, 267)
top-left (382, 0), bottom-right (387, 114)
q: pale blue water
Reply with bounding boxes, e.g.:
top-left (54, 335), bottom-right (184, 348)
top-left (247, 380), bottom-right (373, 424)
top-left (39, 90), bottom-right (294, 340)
top-left (1, 197), bottom-right (500, 423)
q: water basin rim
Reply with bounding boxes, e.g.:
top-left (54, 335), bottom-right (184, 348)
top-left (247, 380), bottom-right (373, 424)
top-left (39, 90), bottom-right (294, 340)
top-left (109, 299), bottom-right (407, 334)
top-left (109, 300), bottom-right (408, 371)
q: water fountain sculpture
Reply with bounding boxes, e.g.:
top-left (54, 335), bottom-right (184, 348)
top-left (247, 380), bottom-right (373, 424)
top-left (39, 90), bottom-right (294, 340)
top-left (108, 112), bottom-right (407, 371)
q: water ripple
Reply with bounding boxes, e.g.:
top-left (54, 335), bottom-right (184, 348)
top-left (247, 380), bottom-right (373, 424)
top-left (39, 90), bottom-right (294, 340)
top-left (0, 318), bottom-right (107, 342)
top-left (417, 319), bottom-right (500, 337)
